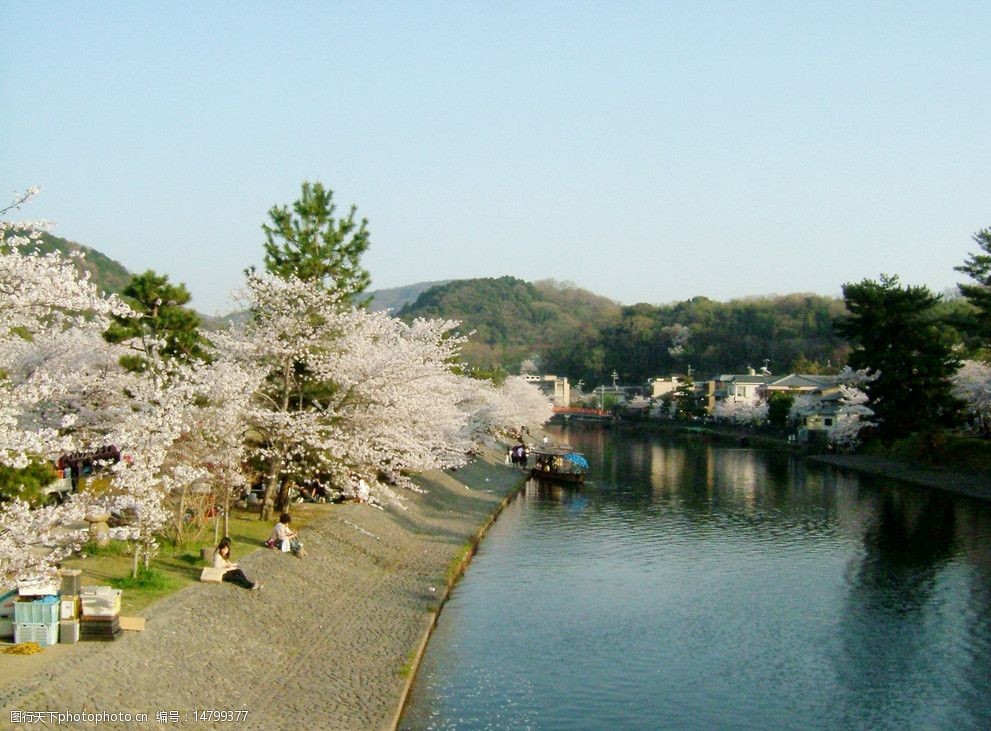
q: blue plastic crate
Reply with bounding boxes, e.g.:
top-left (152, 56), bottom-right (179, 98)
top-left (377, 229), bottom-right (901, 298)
top-left (14, 598), bottom-right (59, 624)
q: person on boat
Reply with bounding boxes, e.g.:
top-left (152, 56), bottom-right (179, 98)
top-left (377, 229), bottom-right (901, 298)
top-left (213, 537), bottom-right (262, 590)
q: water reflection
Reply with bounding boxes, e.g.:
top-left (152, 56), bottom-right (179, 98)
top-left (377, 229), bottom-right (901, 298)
top-left (402, 427), bottom-right (991, 730)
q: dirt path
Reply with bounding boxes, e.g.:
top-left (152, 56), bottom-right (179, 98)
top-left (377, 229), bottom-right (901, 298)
top-left (0, 447), bottom-right (527, 730)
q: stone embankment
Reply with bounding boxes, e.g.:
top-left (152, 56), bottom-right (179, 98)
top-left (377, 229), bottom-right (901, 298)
top-left (808, 453), bottom-right (991, 502)
top-left (0, 446), bottom-right (527, 730)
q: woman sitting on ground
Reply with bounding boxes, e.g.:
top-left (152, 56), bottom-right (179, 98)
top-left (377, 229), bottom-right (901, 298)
top-left (213, 537), bottom-right (262, 590)
top-left (268, 513), bottom-right (304, 556)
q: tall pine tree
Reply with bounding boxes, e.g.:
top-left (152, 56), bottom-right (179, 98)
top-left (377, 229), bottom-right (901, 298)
top-left (261, 181), bottom-right (370, 303)
top-left (837, 275), bottom-right (961, 441)
top-left (955, 227), bottom-right (991, 351)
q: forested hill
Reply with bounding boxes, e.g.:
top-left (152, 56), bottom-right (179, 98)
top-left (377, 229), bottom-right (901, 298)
top-left (401, 278), bottom-right (856, 383)
top-left (367, 280), bottom-right (451, 312)
top-left (15, 231), bottom-right (132, 295)
top-left (397, 276), bottom-right (623, 371)
top-left (545, 294), bottom-right (853, 386)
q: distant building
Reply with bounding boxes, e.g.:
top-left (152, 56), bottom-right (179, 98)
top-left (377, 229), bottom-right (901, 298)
top-left (792, 386), bottom-right (845, 442)
top-left (523, 374), bottom-right (571, 407)
top-left (764, 373), bottom-right (842, 396)
top-left (647, 376), bottom-right (683, 399)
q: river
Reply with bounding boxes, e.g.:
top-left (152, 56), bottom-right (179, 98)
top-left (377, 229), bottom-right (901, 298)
top-left (401, 426), bottom-right (991, 730)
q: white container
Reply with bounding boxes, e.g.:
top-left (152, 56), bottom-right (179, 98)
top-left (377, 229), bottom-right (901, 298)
top-left (59, 569), bottom-right (82, 596)
top-left (80, 589), bottom-right (121, 617)
top-left (15, 622), bottom-right (59, 647)
top-left (60, 597), bottom-right (80, 620)
top-left (16, 577), bottom-right (58, 596)
top-left (59, 619), bottom-right (80, 644)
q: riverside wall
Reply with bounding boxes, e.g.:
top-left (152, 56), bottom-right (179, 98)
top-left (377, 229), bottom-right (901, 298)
top-left (0, 445), bottom-right (529, 730)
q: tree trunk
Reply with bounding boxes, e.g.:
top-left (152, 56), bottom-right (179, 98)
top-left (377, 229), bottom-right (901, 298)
top-left (260, 458), bottom-right (281, 522)
top-left (131, 543), bottom-right (139, 579)
top-left (261, 357), bottom-right (293, 522)
top-left (275, 477), bottom-right (293, 514)
top-left (222, 487), bottom-right (230, 538)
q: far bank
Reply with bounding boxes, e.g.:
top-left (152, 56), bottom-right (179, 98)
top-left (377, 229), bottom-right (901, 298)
top-left (565, 418), bottom-right (991, 503)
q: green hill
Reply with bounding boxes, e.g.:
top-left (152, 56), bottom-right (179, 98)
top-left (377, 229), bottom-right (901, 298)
top-left (397, 277), bottom-right (856, 384)
top-left (367, 280), bottom-right (452, 312)
top-left (397, 276), bottom-right (622, 372)
top-left (14, 231), bottom-right (132, 295)
top-left (544, 293), bottom-right (852, 386)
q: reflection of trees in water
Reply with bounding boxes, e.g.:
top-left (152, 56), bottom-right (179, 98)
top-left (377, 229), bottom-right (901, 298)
top-left (954, 501), bottom-right (991, 721)
top-left (833, 486), bottom-right (962, 726)
top-left (550, 425), bottom-right (991, 725)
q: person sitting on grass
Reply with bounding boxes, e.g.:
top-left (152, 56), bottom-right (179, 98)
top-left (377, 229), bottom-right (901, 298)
top-left (213, 537), bottom-right (262, 590)
top-left (267, 513), bottom-right (304, 557)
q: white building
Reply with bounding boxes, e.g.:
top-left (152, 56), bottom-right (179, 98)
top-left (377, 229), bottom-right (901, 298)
top-left (522, 374), bottom-right (571, 407)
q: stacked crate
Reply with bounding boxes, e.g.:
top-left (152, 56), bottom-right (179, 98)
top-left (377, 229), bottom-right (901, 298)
top-left (13, 579), bottom-right (60, 647)
top-left (79, 586), bottom-right (122, 641)
top-left (59, 569), bottom-right (82, 644)
top-left (0, 589), bottom-right (16, 639)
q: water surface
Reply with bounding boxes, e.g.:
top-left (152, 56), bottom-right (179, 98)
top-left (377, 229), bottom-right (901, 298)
top-left (402, 427), bottom-right (991, 730)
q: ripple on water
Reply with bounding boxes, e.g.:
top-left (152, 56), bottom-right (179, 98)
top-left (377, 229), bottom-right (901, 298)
top-left (402, 432), bottom-right (991, 730)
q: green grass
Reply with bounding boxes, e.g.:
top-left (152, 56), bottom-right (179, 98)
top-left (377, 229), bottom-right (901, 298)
top-left (110, 567), bottom-right (180, 592)
top-left (445, 542), bottom-right (475, 585)
top-left (63, 504), bottom-right (324, 615)
top-left (399, 649), bottom-right (418, 678)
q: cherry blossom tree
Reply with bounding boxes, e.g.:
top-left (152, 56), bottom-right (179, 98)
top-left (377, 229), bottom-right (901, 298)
top-left (788, 368), bottom-right (876, 452)
top-left (952, 360), bottom-right (991, 435)
top-left (714, 398), bottom-right (768, 425)
top-left (0, 192), bottom-right (134, 583)
top-left (462, 376), bottom-right (554, 441)
top-left (216, 273), bottom-right (349, 519)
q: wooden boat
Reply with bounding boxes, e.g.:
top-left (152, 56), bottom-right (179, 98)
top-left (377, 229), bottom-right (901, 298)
top-left (529, 446), bottom-right (588, 484)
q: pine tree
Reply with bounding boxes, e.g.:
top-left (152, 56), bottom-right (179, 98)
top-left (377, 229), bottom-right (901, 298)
top-left (837, 275), bottom-right (961, 441)
top-left (955, 227), bottom-right (991, 349)
top-left (104, 270), bottom-right (210, 376)
top-left (261, 181), bottom-right (370, 302)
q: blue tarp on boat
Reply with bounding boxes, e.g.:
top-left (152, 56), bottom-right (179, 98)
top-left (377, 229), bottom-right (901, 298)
top-left (564, 453), bottom-right (589, 469)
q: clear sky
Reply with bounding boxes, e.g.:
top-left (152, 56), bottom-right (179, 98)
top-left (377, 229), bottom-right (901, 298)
top-left (2, 1), bottom-right (988, 315)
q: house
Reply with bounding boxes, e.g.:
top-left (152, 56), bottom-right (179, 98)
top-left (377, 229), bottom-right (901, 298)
top-left (791, 386), bottom-right (850, 442)
top-left (647, 376), bottom-right (683, 399)
top-left (522, 374), bottom-right (571, 407)
top-left (764, 373), bottom-right (842, 396)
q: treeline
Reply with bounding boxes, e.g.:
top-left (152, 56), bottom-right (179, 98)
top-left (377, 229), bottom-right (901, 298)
top-left (546, 293), bottom-right (855, 384)
top-left (400, 277), bottom-right (856, 382)
top-left (18, 231), bottom-right (132, 294)
top-left (397, 276), bottom-right (621, 372)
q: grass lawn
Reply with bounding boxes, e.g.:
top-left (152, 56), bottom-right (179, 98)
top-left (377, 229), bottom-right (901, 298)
top-left (61, 503), bottom-right (325, 616)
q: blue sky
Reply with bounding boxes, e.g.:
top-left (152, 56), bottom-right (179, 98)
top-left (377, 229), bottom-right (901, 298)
top-left (2, 1), bottom-right (988, 315)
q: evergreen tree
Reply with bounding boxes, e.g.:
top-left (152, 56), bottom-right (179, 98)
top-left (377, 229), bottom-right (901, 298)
top-left (837, 275), bottom-right (961, 441)
top-left (261, 181), bottom-right (370, 302)
top-left (673, 378), bottom-right (706, 419)
top-left (104, 270), bottom-right (209, 375)
top-left (955, 227), bottom-right (991, 349)
top-left (767, 392), bottom-right (794, 429)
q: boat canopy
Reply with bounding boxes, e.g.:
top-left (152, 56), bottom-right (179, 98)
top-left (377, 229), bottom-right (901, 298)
top-left (564, 453), bottom-right (589, 469)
